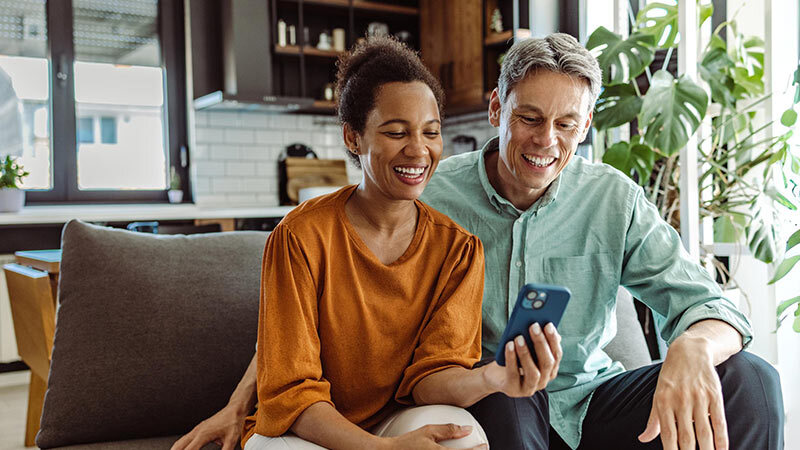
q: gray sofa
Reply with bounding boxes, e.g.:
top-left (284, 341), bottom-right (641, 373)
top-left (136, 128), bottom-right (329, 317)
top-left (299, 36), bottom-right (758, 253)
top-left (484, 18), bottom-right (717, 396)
top-left (36, 219), bottom-right (651, 449)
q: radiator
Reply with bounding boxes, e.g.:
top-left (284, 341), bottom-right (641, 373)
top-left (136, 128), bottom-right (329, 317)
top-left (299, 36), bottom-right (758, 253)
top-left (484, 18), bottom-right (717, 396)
top-left (0, 253), bottom-right (20, 363)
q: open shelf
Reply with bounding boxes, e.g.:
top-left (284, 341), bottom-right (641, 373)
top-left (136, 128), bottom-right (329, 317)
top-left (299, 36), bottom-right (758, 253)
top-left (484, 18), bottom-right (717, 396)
top-left (484, 30), bottom-right (512, 46)
top-left (274, 45), bottom-right (344, 58)
top-left (278, 0), bottom-right (418, 15)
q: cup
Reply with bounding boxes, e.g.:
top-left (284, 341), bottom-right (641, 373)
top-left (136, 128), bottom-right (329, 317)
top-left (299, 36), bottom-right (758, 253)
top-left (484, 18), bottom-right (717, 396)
top-left (333, 28), bottom-right (345, 51)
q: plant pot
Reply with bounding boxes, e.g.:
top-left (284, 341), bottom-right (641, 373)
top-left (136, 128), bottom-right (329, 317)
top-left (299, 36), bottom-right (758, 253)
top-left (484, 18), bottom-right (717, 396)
top-left (0, 188), bottom-right (25, 212)
top-left (168, 189), bottom-right (184, 204)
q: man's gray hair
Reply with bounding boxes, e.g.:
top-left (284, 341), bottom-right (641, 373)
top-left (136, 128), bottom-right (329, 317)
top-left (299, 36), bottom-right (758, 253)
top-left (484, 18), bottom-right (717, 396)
top-left (498, 33), bottom-right (602, 108)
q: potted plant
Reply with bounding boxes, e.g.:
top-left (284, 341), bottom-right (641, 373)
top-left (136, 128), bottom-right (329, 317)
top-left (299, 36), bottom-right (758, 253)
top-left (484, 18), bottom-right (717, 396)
top-left (587, 2), bottom-right (800, 331)
top-left (0, 155), bottom-right (30, 212)
top-left (168, 166), bottom-right (183, 204)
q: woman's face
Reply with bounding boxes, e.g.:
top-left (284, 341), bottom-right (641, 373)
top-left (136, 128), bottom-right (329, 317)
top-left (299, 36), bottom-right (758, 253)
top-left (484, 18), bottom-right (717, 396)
top-left (346, 81), bottom-right (442, 202)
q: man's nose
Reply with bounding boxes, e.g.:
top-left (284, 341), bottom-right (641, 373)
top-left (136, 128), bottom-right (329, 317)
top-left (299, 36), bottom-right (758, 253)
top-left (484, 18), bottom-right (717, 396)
top-left (531, 122), bottom-right (557, 148)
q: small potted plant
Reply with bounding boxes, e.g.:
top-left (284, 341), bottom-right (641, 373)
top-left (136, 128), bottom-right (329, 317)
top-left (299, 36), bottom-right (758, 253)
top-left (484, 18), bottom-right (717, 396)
top-left (0, 155), bottom-right (29, 213)
top-left (168, 166), bottom-right (183, 204)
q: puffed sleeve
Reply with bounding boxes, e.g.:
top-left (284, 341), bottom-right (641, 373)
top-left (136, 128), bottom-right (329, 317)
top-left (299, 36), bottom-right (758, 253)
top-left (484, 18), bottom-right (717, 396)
top-left (621, 188), bottom-right (753, 346)
top-left (253, 224), bottom-right (334, 436)
top-left (395, 235), bottom-right (485, 404)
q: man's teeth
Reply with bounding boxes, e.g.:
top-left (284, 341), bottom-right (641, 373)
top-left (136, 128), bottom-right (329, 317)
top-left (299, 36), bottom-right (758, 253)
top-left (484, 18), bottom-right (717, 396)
top-left (394, 166), bottom-right (425, 177)
top-left (522, 154), bottom-right (556, 167)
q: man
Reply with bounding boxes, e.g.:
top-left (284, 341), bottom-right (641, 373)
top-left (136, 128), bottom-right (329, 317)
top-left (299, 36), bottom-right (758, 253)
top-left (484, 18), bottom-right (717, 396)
top-left (174, 34), bottom-right (783, 450)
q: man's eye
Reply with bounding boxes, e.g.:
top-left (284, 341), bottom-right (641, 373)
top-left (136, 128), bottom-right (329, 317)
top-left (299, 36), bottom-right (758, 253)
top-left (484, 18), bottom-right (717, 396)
top-left (520, 116), bottom-right (540, 124)
top-left (558, 123), bottom-right (577, 130)
top-left (384, 132), bottom-right (405, 138)
top-left (424, 131), bottom-right (441, 137)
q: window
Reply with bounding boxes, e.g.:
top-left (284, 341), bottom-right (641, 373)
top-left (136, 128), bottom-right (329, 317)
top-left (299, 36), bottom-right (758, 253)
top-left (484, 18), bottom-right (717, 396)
top-left (0, 0), bottom-right (188, 203)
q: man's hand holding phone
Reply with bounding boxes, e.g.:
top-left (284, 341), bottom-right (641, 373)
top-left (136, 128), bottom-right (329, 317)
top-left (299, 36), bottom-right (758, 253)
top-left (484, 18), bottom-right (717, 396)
top-left (481, 322), bottom-right (562, 397)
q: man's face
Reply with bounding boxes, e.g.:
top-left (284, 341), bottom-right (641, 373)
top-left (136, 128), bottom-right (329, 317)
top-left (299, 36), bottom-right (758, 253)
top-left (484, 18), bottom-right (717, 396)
top-left (488, 70), bottom-right (593, 209)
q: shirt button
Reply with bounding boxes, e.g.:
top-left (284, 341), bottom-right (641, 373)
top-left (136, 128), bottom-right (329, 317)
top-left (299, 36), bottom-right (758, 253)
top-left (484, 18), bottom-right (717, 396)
top-left (515, 261), bottom-right (522, 268)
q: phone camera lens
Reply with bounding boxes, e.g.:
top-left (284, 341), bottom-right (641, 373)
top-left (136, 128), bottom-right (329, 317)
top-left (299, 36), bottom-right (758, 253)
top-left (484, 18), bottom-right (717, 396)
top-left (526, 290), bottom-right (537, 300)
top-left (533, 300), bottom-right (544, 309)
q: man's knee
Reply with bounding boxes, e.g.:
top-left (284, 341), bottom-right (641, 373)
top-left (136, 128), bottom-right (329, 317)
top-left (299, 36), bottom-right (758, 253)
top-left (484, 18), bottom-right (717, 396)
top-left (718, 351), bottom-right (784, 425)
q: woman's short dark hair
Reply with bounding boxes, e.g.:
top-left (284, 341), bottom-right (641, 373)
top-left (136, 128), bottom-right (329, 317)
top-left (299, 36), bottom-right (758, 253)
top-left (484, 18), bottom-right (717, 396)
top-left (336, 36), bottom-right (444, 168)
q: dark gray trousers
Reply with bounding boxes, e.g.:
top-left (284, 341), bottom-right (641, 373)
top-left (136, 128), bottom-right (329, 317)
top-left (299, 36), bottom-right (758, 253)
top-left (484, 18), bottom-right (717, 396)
top-left (467, 351), bottom-right (784, 449)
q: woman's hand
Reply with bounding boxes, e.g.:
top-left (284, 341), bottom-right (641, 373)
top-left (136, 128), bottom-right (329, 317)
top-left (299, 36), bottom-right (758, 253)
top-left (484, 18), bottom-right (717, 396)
top-left (382, 424), bottom-right (487, 450)
top-left (170, 404), bottom-right (246, 450)
top-left (482, 322), bottom-right (562, 397)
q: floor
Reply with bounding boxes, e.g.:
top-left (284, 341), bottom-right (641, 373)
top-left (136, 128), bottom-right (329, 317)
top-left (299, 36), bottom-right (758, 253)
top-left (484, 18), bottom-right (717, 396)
top-left (1, 370), bottom-right (798, 449)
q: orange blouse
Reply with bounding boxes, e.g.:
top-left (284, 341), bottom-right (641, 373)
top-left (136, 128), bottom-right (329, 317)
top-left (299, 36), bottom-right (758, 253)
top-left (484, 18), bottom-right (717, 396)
top-left (242, 185), bottom-right (484, 444)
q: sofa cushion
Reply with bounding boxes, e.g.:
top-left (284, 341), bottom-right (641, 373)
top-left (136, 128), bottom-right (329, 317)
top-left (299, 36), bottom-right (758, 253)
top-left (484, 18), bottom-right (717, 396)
top-left (49, 435), bottom-right (219, 450)
top-left (37, 220), bottom-right (268, 448)
top-left (605, 287), bottom-right (652, 370)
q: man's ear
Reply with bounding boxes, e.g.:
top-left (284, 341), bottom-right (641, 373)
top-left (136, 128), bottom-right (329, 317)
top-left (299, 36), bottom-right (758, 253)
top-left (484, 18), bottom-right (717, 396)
top-left (488, 89), bottom-right (502, 127)
top-left (580, 110), bottom-right (593, 141)
top-left (342, 123), bottom-right (360, 155)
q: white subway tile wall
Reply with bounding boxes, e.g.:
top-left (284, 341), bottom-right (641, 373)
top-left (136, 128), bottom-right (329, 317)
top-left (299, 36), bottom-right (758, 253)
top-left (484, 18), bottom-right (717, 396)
top-left (190, 110), bottom-right (495, 206)
top-left (191, 111), bottom-right (360, 206)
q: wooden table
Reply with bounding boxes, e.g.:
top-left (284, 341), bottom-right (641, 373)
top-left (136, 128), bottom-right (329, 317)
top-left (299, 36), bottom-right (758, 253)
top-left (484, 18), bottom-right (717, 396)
top-left (3, 250), bottom-right (61, 447)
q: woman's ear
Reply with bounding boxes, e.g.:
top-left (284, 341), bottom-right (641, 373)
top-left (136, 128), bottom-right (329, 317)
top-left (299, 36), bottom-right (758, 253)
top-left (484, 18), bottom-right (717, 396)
top-left (342, 123), bottom-right (360, 155)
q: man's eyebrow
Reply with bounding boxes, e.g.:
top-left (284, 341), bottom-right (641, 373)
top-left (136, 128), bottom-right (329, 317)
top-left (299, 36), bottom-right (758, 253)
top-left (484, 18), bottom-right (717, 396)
top-left (378, 119), bottom-right (441, 127)
top-left (515, 104), bottom-right (581, 120)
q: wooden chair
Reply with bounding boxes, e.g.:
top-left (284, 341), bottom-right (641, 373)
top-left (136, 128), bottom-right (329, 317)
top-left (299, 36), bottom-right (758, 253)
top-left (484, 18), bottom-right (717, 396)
top-left (3, 261), bottom-right (58, 447)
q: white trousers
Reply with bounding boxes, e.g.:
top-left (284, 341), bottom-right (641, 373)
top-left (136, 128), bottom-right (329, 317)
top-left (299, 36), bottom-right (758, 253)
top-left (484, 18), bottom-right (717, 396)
top-left (244, 404), bottom-right (488, 449)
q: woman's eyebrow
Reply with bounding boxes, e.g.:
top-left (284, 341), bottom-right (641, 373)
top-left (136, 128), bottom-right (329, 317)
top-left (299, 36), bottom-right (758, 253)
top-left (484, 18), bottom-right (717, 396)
top-left (378, 119), bottom-right (441, 127)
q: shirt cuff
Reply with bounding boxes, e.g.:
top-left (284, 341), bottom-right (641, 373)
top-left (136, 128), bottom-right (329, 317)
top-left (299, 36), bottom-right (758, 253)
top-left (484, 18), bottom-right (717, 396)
top-left (667, 299), bottom-right (753, 348)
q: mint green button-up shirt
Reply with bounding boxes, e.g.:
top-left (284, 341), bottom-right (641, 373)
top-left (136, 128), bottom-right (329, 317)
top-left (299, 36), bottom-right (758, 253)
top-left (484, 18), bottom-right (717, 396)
top-left (419, 137), bottom-right (752, 449)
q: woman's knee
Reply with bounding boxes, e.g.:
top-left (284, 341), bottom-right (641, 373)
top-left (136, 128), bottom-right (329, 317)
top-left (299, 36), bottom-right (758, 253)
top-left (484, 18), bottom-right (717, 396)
top-left (374, 405), bottom-right (489, 448)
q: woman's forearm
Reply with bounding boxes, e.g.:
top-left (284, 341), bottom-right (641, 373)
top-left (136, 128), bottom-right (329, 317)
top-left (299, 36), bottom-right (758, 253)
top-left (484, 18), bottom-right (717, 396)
top-left (292, 402), bottom-right (387, 450)
top-left (412, 366), bottom-right (495, 408)
top-left (227, 353), bottom-right (258, 416)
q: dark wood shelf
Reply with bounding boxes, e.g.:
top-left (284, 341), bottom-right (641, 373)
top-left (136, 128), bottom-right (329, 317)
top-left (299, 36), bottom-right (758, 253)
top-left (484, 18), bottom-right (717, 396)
top-left (353, 0), bottom-right (418, 15)
top-left (278, 0), bottom-right (418, 15)
top-left (274, 45), bottom-right (343, 58)
top-left (484, 30), bottom-right (512, 46)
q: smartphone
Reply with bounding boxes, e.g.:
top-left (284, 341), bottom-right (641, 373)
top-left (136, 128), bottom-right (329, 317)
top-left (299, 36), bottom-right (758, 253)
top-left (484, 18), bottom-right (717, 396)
top-left (495, 283), bottom-right (571, 366)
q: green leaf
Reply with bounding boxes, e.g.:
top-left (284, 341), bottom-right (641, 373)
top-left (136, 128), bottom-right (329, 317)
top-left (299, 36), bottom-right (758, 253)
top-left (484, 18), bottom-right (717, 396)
top-left (594, 84), bottom-right (644, 130)
top-left (700, 2), bottom-right (714, 27)
top-left (639, 70), bottom-right (709, 155)
top-left (635, 2), bottom-right (679, 48)
top-left (769, 255), bottom-right (800, 284)
top-left (732, 66), bottom-right (765, 97)
top-left (781, 109), bottom-right (797, 127)
top-left (792, 154), bottom-right (800, 174)
top-left (713, 215), bottom-right (744, 243)
top-left (748, 220), bottom-right (777, 264)
top-left (602, 139), bottom-right (657, 185)
top-left (787, 228), bottom-right (800, 251)
top-left (777, 295), bottom-right (800, 317)
top-left (766, 189), bottom-right (798, 210)
top-left (699, 47), bottom-right (736, 107)
top-left (587, 27), bottom-right (656, 86)
top-left (793, 314), bottom-right (800, 333)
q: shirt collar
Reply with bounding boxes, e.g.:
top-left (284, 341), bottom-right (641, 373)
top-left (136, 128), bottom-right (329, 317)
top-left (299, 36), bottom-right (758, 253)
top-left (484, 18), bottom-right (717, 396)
top-left (477, 136), bottom-right (562, 216)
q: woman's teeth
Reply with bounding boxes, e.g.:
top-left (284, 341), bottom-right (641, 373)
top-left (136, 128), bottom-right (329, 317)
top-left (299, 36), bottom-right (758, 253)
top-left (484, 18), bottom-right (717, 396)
top-left (394, 166), bottom-right (425, 177)
top-left (522, 154), bottom-right (556, 167)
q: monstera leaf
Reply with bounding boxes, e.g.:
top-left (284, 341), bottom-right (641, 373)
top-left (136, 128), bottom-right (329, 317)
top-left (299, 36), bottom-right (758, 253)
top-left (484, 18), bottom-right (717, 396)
top-left (594, 84), bottom-right (643, 131)
top-left (699, 46), bottom-right (737, 107)
top-left (587, 27), bottom-right (655, 86)
top-left (602, 138), bottom-right (657, 186)
top-left (635, 1), bottom-right (714, 48)
top-left (639, 70), bottom-right (708, 155)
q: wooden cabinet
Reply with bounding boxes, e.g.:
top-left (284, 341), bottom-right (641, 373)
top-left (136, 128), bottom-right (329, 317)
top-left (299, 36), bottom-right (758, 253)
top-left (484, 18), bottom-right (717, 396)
top-left (420, 0), bottom-right (483, 114)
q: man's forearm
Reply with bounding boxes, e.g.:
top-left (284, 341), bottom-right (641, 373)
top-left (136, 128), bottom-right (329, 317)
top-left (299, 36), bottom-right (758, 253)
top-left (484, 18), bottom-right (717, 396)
top-left (675, 319), bottom-right (743, 365)
top-left (412, 366), bottom-right (495, 408)
top-left (227, 354), bottom-right (258, 416)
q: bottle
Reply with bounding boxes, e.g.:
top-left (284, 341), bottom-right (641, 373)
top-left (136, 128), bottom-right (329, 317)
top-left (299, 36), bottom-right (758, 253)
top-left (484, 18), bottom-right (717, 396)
top-left (277, 19), bottom-right (287, 46)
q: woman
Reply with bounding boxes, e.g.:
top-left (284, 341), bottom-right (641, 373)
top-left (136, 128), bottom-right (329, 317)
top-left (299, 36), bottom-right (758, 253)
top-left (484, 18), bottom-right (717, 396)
top-left (241, 37), bottom-right (489, 449)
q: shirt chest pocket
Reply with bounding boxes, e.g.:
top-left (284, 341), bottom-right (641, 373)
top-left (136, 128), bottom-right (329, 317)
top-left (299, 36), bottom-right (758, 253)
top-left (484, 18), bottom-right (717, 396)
top-left (541, 253), bottom-right (619, 339)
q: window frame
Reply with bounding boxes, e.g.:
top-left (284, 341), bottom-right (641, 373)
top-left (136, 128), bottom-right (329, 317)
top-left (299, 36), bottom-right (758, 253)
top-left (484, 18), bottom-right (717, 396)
top-left (25, 0), bottom-right (190, 204)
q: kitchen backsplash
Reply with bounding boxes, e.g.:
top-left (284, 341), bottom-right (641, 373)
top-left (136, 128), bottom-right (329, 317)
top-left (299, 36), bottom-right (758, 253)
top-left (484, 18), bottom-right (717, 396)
top-left (190, 110), bottom-right (496, 206)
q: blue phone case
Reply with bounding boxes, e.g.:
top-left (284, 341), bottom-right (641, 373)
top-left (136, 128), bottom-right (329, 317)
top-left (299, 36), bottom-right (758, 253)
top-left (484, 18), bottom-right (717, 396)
top-left (495, 283), bottom-right (571, 366)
